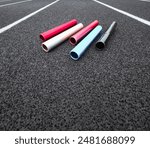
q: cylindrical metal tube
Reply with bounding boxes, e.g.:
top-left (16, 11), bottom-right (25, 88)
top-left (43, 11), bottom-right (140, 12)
top-left (69, 20), bottom-right (99, 45)
top-left (96, 21), bottom-right (117, 49)
top-left (70, 25), bottom-right (103, 60)
top-left (42, 23), bottom-right (84, 52)
top-left (40, 19), bottom-right (78, 41)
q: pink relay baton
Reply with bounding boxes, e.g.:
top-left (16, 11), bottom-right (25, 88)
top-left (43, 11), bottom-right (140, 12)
top-left (69, 20), bottom-right (99, 45)
top-left (40, 19), bottom-right (78, 41)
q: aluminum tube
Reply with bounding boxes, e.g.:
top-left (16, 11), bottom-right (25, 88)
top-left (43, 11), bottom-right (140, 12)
top-left (42, 23), bottom-right (84, 52)
top-left (70, 25), bottom-right (103, 60)
top-left (69, 20), bottom-right (99, 45)
top-left (96, 21), bottom-right (117, 49)
top-left (40, 19), bottom-right (78, 41)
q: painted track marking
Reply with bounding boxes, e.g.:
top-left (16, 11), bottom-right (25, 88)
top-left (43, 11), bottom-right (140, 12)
top-left (0, 0), bottom-right (11, 3)
top-left (0, 0), bottom-right (60, 34)
top-left (0, 0), bottom-right (32, 8)
top-left (0, 0), bottom-right (12, 3)
top-left (140, 0), bottom-right (150, 2)
top-left (93, 0), bottom-right (150, 26)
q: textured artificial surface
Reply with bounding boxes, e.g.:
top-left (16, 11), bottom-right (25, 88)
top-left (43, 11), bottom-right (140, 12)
top-left (0, 0), bottom-right (150, 130)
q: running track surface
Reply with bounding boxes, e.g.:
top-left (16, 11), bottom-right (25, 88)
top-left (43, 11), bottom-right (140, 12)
top-left (0, 0), bottom-right (150, 130)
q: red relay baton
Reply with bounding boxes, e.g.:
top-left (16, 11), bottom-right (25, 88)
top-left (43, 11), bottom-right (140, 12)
top-left (69, 20), bottom-right (99, 45)
top-left (40, 19), bottom-right (78, 41)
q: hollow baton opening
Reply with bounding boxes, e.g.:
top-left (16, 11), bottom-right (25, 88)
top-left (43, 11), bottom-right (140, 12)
top-left (70, 51), bottom-right (79, 60)
top-left (42, 44), bottom-right (49, 52)
top-left (39, 34), bottom-right (45, 41)
top-left (69, 37), bottom-right (77, 45)
top-left (96, 42), bottom-right (105, 49)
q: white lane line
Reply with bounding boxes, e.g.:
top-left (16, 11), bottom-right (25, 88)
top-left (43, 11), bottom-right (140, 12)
top-left (0, 0), bottom-right (32, 8)
top-left (0, 0), bottom-right (12, 3)
top-left (0, 0), bottom-right (60, 34)
top-left (140, 0), bottom-right (150, 2)
top-left (93, 0), bottom-right (150, 26)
